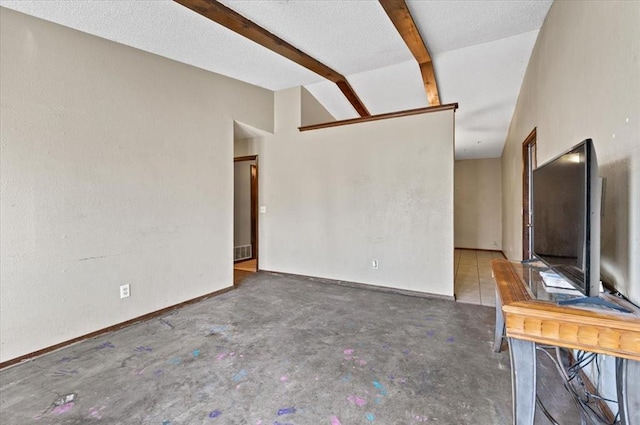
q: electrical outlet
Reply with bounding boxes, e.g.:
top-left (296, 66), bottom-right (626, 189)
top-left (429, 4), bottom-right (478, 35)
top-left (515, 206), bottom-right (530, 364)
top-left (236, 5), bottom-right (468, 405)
top-left (120, 284), bottom-right (130, 299)
top-left (372, 259), bottom-right (379, 269)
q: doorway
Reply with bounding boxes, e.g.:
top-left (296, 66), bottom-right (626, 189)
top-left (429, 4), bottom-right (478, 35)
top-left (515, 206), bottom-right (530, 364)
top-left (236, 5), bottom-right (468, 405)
top-left (234, 155), bottom-right (258, 278)
top-left (522, 129), bottom-right (537, 259)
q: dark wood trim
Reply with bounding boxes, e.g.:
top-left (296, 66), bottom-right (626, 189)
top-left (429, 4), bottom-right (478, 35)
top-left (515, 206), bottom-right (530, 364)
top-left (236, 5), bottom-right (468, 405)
top-left (250, 164), bottom-right (258, 263)
top-left (335, 79), bottom-right (370, 118)
top-left (522, 128), bottom-right (537, 259)
top-left (174, 0), bottom-right (370, 117)
top-left (0, 285), bottom-right (234, 370)
top-left (299, 103), bottom-right (457, 132)
top-left (234, 155), bottom-right (257, 162)
top-left (234, 155), bottom-right (259, 270)
top-left (379, 0), bottom-right (440, 106)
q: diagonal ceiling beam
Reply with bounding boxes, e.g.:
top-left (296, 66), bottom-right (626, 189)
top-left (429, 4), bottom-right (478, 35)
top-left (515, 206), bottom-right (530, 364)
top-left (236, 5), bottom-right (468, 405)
top-left (379, 0), bottom-right (441, 106)
top-left (174, 0), bottom-right (370, 117)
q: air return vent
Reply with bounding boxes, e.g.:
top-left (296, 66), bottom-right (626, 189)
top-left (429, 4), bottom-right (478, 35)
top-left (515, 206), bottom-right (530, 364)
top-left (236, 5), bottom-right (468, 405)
top-left (234, 244), bottom-right (252, 261)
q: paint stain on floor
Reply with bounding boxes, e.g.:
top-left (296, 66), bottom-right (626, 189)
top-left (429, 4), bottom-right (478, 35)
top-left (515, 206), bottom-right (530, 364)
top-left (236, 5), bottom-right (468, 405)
top-left (0, 272), bottom-right (577, 424)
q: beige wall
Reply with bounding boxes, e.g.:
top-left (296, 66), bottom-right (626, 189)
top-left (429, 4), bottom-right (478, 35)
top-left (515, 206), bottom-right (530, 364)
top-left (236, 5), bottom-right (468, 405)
top-left (300, 86), bottom-right (335, 126)
top-left (234, 138), bottom-right (251, 157)
top-left (501, 1), bottom-right (640, 305)
top-left (0, 6), bottom-right (456, 363)
top-left (0, 9), bottom-right (273, 362)
top-left (455, 159), bottom-right (502, 250)
top-left (254, 88), bottom-right (455, 297)
top-left (501, 2), bottom-right (639, 405)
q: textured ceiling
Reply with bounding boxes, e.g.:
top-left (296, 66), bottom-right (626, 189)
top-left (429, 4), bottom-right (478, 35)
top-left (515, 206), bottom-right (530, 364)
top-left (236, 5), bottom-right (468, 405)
top-left (218, 0), bottom-right (415, 76)
top-left (0, 0), bottom-right (554, 159)
top-left (0, 0), bottom-right (323, 90)
top-left (408, 0), bottom-right (554, 54)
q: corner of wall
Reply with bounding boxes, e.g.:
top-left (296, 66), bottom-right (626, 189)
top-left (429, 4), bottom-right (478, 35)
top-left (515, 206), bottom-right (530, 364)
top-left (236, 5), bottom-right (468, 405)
top-left (301, 86), bottom-right (335, 126)
top-left (274, 87), bottom-right (302, 133)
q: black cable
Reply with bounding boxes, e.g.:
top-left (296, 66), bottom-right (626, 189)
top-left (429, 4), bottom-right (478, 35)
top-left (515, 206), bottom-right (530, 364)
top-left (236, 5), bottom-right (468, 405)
top-left (534, 346), bottom-right (621, 424)
top-left (552, 347), bottom-right (619, 424)
top-left (534, 346), bottom-right (565, 424)
top-left (536, 394), bottom-right (561, 425)
top-left (563, 350), bottom-right (619, 424)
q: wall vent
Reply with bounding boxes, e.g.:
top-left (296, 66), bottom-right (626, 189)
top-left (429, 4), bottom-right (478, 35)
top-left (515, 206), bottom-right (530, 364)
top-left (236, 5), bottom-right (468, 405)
top-left (234, 244), bottom-right (252, 261)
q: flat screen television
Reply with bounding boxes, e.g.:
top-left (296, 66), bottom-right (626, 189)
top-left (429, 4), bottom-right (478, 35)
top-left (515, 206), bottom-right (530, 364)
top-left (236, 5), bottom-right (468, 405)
top-left (532, 139), bottom-right (601, 297)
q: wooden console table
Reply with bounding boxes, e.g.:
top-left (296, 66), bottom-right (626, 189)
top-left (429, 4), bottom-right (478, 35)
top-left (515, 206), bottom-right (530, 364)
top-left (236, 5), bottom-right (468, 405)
top-left (491, 259), bottom-right (640, 425)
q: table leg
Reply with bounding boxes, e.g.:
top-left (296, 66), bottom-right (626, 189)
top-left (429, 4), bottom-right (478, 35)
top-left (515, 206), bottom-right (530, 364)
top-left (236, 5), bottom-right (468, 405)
top-left (494, 288), bottom-right (505, 352)
top-left (508, 338), bottom-right (536, 425)
top-left (617, 358), bottom-right (640, 425)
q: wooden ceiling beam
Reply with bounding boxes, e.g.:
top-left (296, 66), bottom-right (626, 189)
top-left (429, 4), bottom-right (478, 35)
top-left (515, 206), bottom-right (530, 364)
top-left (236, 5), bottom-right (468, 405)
top-left (419, 62), bottom-right (440, 107)
top-left (174, 0), bottom-right (370, 117)
top-left (379, 0), bottom-right (441, 106)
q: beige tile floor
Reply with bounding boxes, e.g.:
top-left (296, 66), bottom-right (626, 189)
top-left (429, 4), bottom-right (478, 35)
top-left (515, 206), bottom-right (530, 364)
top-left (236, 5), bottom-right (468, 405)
top-left (454, 249), bottom-right (505, 307)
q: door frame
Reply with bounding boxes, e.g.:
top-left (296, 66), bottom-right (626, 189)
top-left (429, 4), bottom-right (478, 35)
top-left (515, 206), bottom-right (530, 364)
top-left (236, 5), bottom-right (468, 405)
top-left (234, 155), bottom-right (259, 269)
top-left (522, 129), bottom-right (537, 260)
top-left (249, 163), bottom-right (258, 261)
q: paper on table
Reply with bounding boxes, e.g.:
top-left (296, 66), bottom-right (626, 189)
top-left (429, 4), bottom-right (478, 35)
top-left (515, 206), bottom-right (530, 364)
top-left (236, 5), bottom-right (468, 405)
top-left (540, 270), bottom-right (581, 293)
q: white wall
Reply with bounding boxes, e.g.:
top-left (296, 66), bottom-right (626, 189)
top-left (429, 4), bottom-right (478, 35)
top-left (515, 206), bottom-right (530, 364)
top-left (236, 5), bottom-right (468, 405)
top-left (502, 0), bottom-right (640, 305)
top-left (454, 159), bottom-right (502, 250)
top-left (0, 8), bottom-right (273, 362)
top-left (255, 88), bottom-right (455, 297)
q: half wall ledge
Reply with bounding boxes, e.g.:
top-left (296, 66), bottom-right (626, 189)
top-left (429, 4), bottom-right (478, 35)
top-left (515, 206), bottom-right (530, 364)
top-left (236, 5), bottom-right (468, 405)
top-left (298, 103), bottom-right (458, 132)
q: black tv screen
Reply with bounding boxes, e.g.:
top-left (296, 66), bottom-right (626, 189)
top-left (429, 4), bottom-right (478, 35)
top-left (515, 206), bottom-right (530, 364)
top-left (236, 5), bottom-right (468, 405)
top-left (532, 139), bottom-right (600, 296)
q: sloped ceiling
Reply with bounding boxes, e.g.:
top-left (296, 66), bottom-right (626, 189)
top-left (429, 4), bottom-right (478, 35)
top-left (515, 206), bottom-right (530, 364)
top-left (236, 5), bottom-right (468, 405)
top-left (0, 0), bottom-right (553, 159)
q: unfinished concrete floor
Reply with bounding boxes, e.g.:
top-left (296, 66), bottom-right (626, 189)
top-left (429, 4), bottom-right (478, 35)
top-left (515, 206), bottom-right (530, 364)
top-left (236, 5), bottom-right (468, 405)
top-left (1, 272), bottom-right (578, 424)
